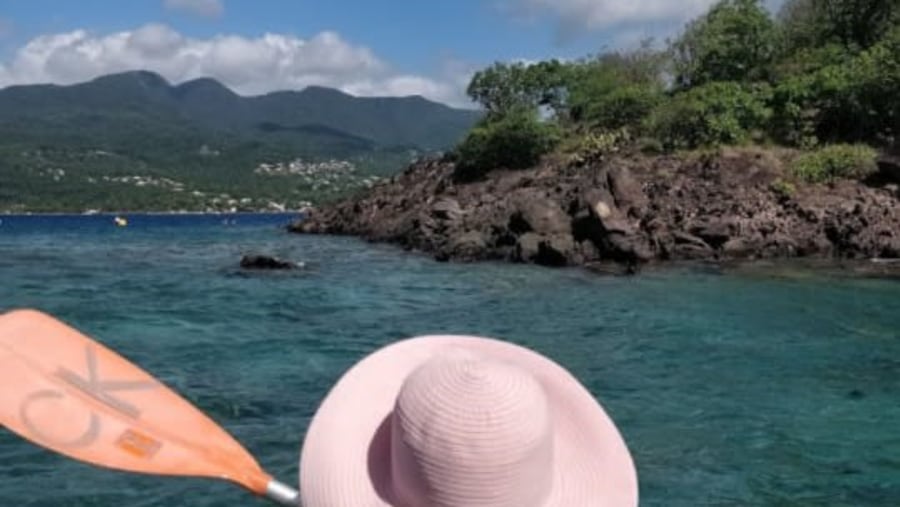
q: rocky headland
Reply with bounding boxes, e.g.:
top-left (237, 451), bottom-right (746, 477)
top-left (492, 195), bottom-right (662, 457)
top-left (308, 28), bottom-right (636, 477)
top-left (289, 148), bottom-right (900, 275)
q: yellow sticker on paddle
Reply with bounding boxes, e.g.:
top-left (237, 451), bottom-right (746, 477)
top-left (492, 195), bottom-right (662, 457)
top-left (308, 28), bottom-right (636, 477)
top-left (116, 428), bottom-right (162, 459)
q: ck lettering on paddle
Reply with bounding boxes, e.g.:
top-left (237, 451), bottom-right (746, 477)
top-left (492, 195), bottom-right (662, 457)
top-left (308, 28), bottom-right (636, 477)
top-left (19, 344), bottom-right (160, 452)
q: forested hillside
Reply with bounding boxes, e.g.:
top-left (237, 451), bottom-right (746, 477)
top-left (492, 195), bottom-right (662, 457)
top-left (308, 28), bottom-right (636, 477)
top-left (0, 71), bottom-right (480, 212)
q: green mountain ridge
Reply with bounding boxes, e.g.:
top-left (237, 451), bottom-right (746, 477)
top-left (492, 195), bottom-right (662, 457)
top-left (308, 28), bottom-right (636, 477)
top-left (0, 70), bottom-right (480, 149)
top-left (0, 71), bottom-right (482, 212)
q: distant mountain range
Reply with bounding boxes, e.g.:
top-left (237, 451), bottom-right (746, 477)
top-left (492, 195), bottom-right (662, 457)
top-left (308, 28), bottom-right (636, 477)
top-left (0, 71), bottom-right (482, 212)
top-left (0, 70), bottom-right (481, 153)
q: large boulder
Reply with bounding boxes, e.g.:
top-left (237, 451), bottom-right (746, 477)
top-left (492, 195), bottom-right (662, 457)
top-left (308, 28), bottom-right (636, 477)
top-left (508, 190), bottom-right (571, 235)
top-left (443, 230), bottom-right (489, 261)
top-left (607, 165), bottom-right (648, 215)
top-left (431, 197), bottom-right (464, 221)
top-left (671, 231), bottom-right (714, 258)
top-left (688, 218), bottom-right (734, 249)
top-left (516, 233), bottom-right (574, 267)
top-left (583, 196), bottom-right (653, 263)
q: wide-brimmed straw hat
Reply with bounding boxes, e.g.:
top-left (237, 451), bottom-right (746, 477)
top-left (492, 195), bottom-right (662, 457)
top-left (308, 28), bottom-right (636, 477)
top-left (298, 335), bottom-right (638, 506)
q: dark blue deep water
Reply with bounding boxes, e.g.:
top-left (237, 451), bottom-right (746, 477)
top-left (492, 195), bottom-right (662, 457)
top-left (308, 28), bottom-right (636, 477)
top-left (0, 213), bottom-right (898, 506)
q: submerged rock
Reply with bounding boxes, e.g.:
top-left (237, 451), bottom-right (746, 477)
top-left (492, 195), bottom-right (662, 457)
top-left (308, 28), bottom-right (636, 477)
top-left (240, 255), bottom-right (299, 270)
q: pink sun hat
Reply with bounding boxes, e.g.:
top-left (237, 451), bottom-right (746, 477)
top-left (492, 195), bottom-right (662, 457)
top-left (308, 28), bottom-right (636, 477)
top-left (299, 335), bottom-right (639, 506)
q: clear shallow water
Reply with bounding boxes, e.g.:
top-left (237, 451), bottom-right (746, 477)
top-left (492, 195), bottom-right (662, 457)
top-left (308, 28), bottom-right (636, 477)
top-left (0, 214), bottom-right (898, 506)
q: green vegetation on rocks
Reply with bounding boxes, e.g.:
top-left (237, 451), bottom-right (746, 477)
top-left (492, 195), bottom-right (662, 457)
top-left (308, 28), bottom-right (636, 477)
top-left (645, 82), bottom-right (773, 150)
top-left (790, 144), bottom-right (878, 183)
top-left (453, 108), bottom-right (561, 182)
top-left (454, 0), bottom-right (899, 181)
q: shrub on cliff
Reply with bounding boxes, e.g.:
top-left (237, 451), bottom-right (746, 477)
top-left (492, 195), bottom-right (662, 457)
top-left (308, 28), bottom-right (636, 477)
top-left (567, 44), bottom-right (666, 130)
top-left (574, 84), bottom-right (663, 131)
top-left (453, 109), bottom-right (561, 182)
top-left (645, 82), bottom-right (772, 150)
top-left (561, 128), bottom-right (633, 164)
top-left (770, 64), bottom-right (854, 147)
top-left (790, 144), bottom-right (878, 183)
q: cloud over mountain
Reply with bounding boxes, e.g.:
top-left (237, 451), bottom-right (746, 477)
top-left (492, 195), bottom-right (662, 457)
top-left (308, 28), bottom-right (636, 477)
top-left (510, 0), bottom-right (719, 29)
top-left (503, 0), bottom-right (787, 42)
top-left (0, 23), bottom-right (469, 106)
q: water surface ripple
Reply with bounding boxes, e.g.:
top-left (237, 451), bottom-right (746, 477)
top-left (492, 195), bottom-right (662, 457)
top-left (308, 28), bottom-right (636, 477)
top-left (0, 214), bottom-right (897, 506)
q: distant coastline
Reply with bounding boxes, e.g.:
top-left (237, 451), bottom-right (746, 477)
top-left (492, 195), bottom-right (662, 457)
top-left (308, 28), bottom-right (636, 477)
top-left (0, 210), bottom-right (307, 217)
top-left (0, 70), bottom-right (477, 217)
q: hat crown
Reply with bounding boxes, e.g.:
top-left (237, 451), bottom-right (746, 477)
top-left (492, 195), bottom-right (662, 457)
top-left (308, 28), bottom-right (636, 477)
top-left (390, 349), bottom-right (554, 507)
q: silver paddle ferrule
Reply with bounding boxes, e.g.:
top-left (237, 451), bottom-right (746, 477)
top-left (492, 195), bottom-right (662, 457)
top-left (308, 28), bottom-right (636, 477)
top-left (265, 479), bottom-right (301, 506)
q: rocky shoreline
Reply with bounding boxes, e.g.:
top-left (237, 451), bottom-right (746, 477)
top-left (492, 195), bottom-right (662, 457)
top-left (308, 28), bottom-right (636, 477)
top-left (289, 148), bottom-right (900, 275)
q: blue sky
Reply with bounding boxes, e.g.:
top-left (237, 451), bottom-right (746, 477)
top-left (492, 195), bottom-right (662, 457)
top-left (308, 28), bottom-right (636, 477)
top-left (0, 0), bottom-right (786, 106)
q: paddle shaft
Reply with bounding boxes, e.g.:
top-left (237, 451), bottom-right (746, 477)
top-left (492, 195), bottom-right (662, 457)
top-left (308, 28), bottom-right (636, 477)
top-left (266, 479), bottom-right (301, 506)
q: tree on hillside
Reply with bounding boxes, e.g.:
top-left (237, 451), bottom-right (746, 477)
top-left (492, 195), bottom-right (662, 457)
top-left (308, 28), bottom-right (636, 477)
top-left (777, 0), bottom-right (821, 51)
top-left (466, 60), bottom-right (568, 118)
top-left (672, 0), bottom-right (776, 87)
top-left (770, 8), bottom-right (900, 147)
top-left (458, 61), bottom-right (568, 179)
top-left (778, 0), bottom-right (899, 52)
top-left (567, 42), bottom-right (667, 129)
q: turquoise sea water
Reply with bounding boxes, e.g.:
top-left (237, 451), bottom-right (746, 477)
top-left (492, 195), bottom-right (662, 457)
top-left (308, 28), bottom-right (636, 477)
top-left (0, 213), bottom-right (898, 506)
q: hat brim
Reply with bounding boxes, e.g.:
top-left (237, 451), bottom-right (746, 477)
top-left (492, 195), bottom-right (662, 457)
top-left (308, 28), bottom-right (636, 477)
top-left (299, 335), bottom-right (638, 506)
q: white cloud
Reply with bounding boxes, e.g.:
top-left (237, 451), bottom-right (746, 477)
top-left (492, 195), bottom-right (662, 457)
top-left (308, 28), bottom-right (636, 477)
top-left (506, 0), bottom-right (790, 40)
top-left (0, 24), bottom-right (472, 107)
top-left (509, 0), bottom-right (718, 31)
top-left (163, 0), bottom-right (224, 19)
